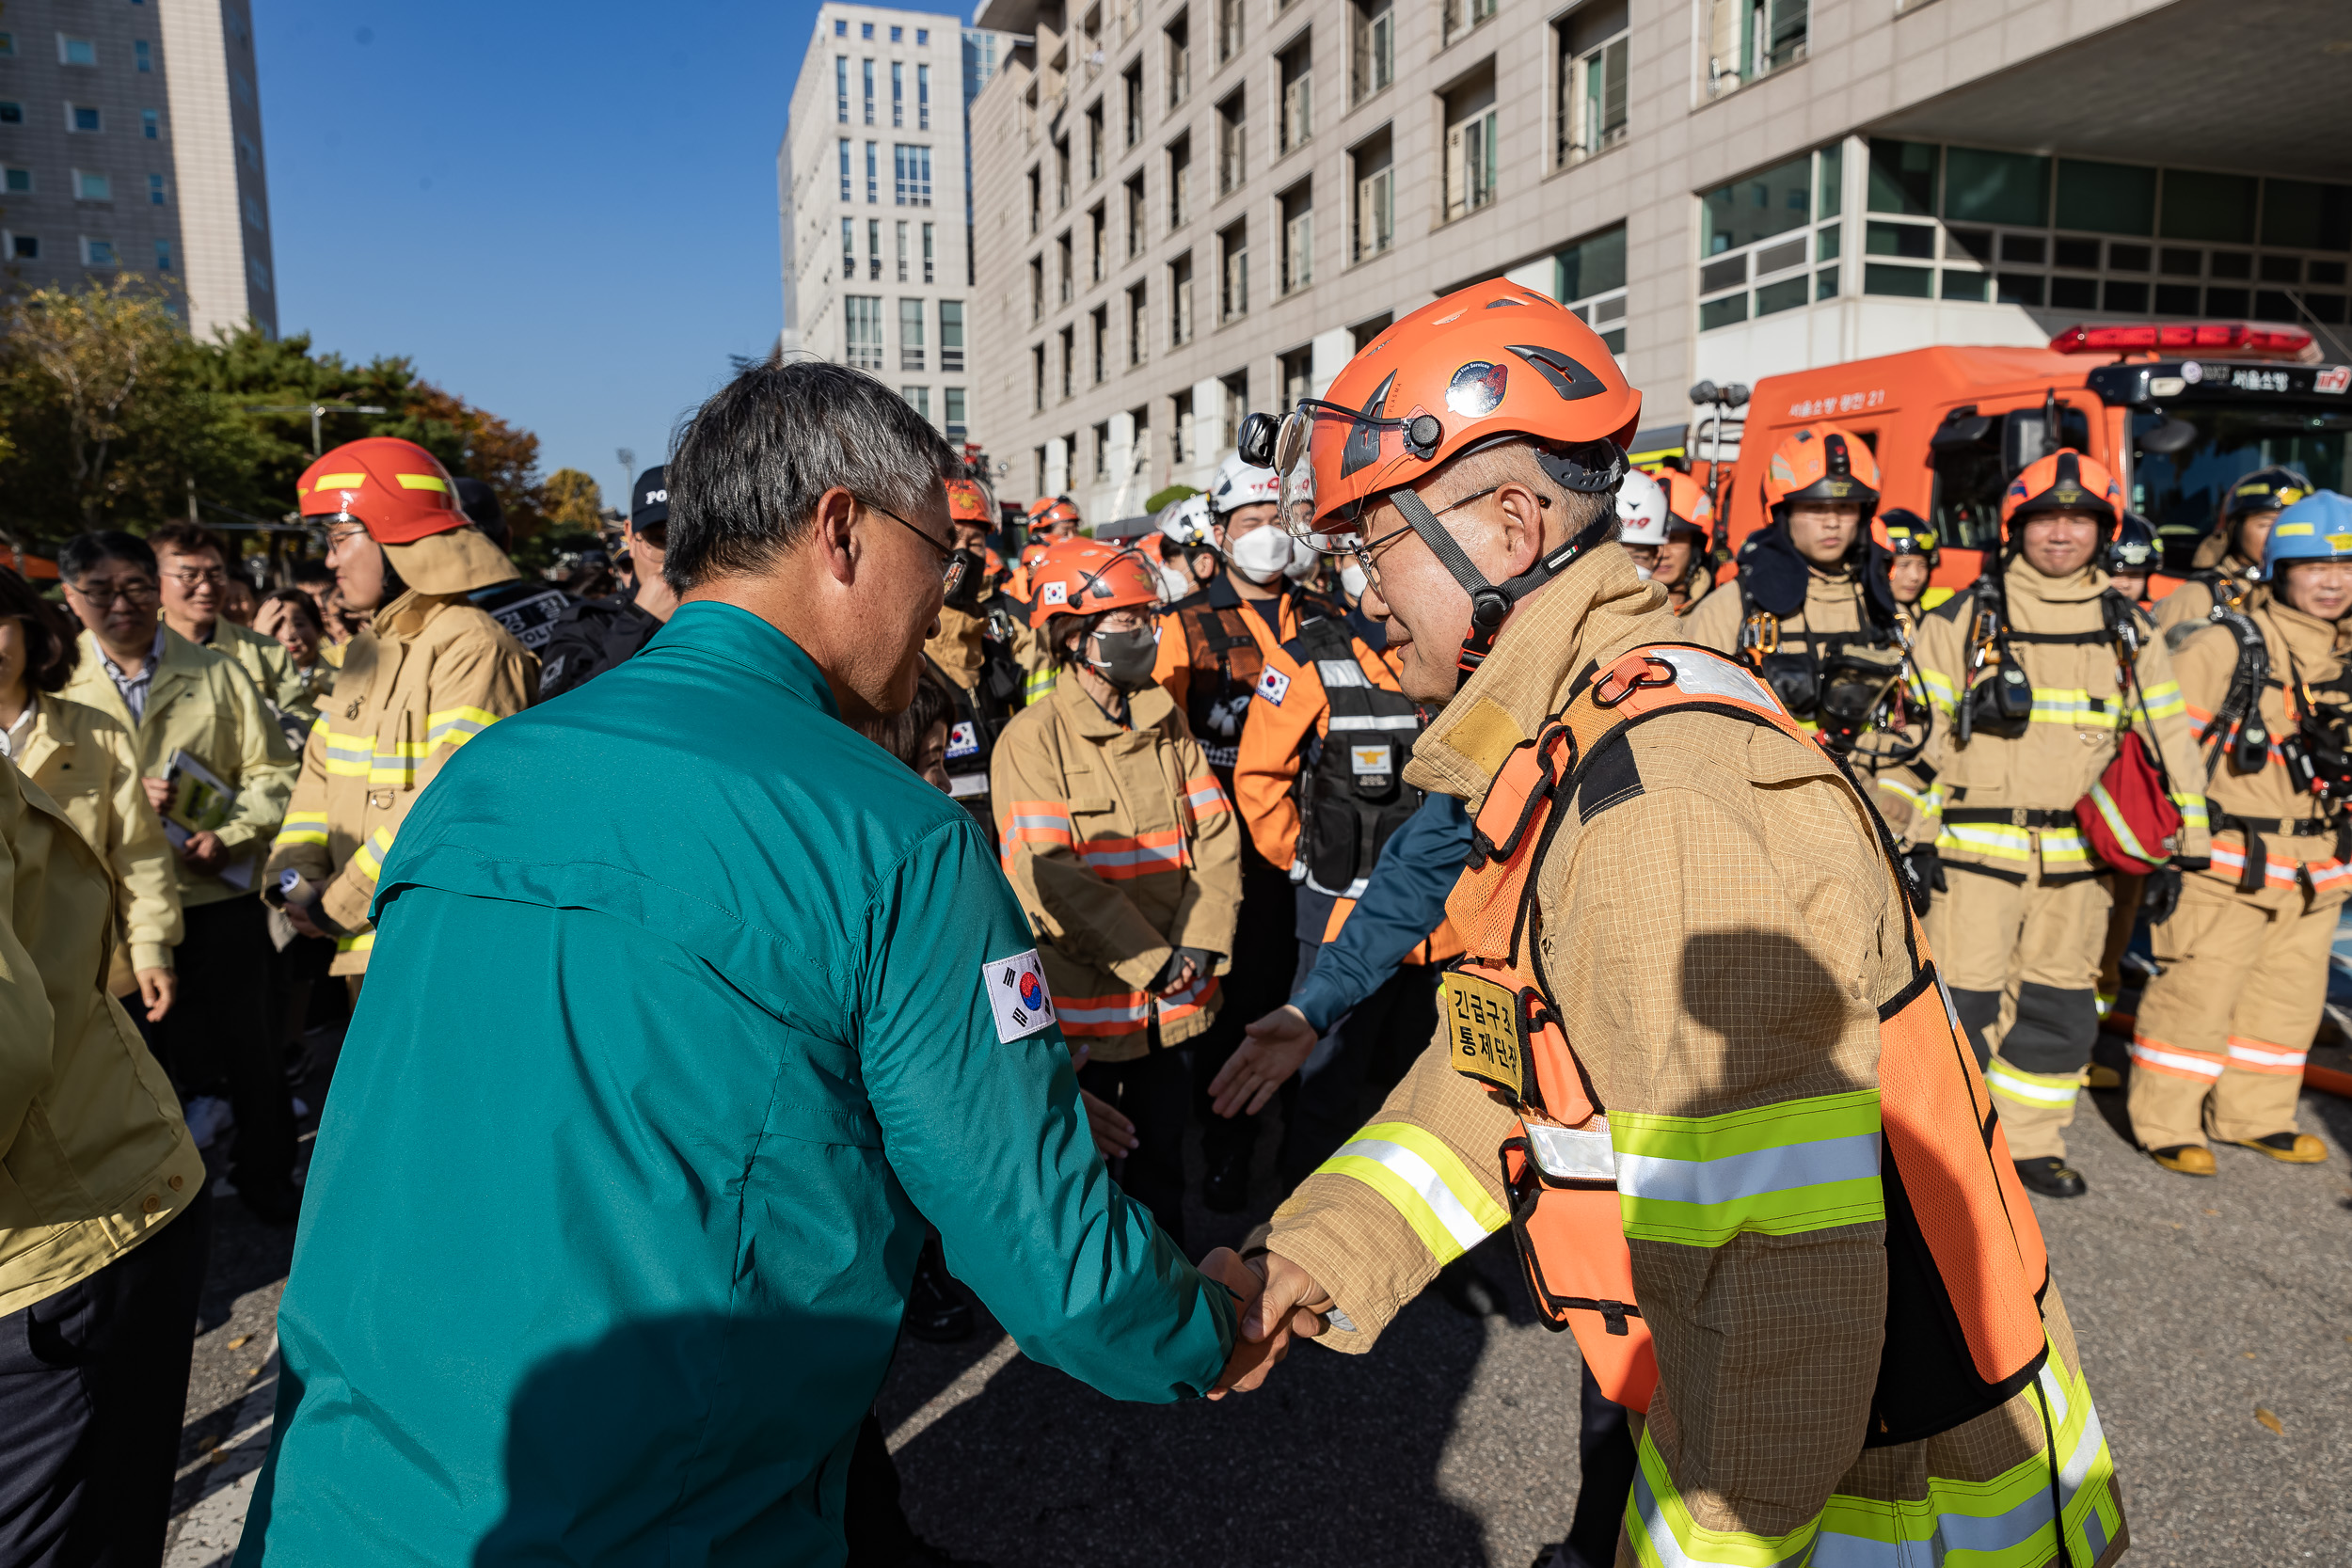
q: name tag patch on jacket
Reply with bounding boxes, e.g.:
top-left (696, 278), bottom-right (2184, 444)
top-left (1350, 744), bottom-right (1392, 777)
top-left (946, 721), bottom-right (980, 759)
top-left (1255, 668), bottom-right (1292, 706)
top-left (984, 949), bottom-right (1057, 1041)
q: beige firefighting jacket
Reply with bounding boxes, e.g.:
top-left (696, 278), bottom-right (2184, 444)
top-left (2176, 588), bottom-right (2351, 897)
top-left (59, 626), bottom-right (296, 911)
top-left (1263, 547), bottom-right (2122, 1566)
top-left (14, 692), bottom-right (182, 988)
top-left (2152, 531), bottom-right (2260, 638)
top-left (264, 578), bottom-right (536, 974)
top-left (991, 672), bottom-right (1241, 1061)
top-left (1883, 557), bottom-right (2209, 873)
top-left (0, 758), bottom-right (206, 1318)
top-left (1678, 559), bottom-right (1881, 656)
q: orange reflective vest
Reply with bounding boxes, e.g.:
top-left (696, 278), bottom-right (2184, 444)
top-left (1440, 641), bottom-right (2056, 1441)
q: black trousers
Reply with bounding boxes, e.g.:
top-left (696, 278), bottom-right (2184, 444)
top-left (1190, 835), bottom-right (1298, 1165)
top-left (151, 896), bottom-right (294, 1203)
top-left (0, 1185), bottom-right (213, 1568)
top-left (1557, 1360), bottom-right (1638, 1568)
top-left (1277, 949), bottom-right (1443, 1190)
top-left (1078, 1047), bottom-right (1192, 1249)
top-left (843, 1410), bottom-right (916, 1567)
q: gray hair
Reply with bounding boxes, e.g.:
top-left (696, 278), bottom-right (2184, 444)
top-left (664, 360), bottom-right (956, 592)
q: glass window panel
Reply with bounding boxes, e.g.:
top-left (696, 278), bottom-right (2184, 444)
top-left (2300, 294), bottom-right (2345, 325)
top-left (2260, 179), bottom-right (2352, 251)
top-left (2055, 159), bottom-right (2155, 236)
top-left (1818, 143), bottom-right (1841, 221)
top-left (2312, 261), bottom-right (2347, 287)
top-left (1943, 147), bottom-right (2047, 227)
top-left (1699, 154), bottom-right (1810, 253)
top-left (1995, 273), bottom-right (2043, 307)
top-left (1755, 275), bottom-right (1807, 315)
top-left (1817, 267), bottom-right (1838, 301)
top-left (2258, 254), bottom-right (2300, 283)
top-left (1863, 262), bottom-right (1933, 297)
top-left (1698, 293), bottom-right (1748, 331)
top-left (1756, 235), bottom-right (1807, 274)
top-left (2253, 290), bottom-right (2297, 323)
top-left (2050, 276), bottom-right (2099, 309)
top-left (2208, 250), bottom-right (2252, 279)
top-left (2001, 234), bottom-right (2045, 265)
top-left (1699, 253), bottom-right (1747, 293)
top-left (2103, 279), bottom-right (2148, 312)
top-left (2158, 247), bottom-right (2201, 277)
top-left (1557, 225), bottom-right (1626, 300)
top-left (2205, 285), bottom-right (2249, 315)
top-left (2161, 168), bottom-right (2256, 244)
top-left (2108, 243), bottom-right (2151, 273)
top-left (2053, 236), bottom-right (2101, 270)
top-left (1941, 271), bottom-right (1988, 302)
top-left (1818, 225), bottom-right (1840, 262)
top-left (2153, 282), bottom-right (2201, 315)
top-left (1599, 326), bottom-right (1626, 354)
top-left (1866, 221), bottom-right (1933, 260)
top-left (1866, 139), bottom-right (1937, 216)
top-left (1945, 228), bottom-right (1994, 263)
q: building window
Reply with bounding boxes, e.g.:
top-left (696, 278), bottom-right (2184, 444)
top-left (0, 34), bottom-right (15, 56)
top-left (918, 29), bottom-right (930, 46)
top-left (1057, 230), bottom-right (1074, 303)
top-left (1442, 70), bottom-right (1497, 221)
top-left (902, 383), bottom-right (933, 423)
top-left (1441, 0), bottom-right (1496, 48)
top-left (1089, 203), bottom-right (1107, 283)
top-left (892, 61), bottom-right (904, 127)
top-left (835, 19), bottom-right (848, 36)
top-left (1171, 252), bottom-right (1195, 344)
top-left (1128, 282), bottom-right (1149, 365)
top-left (1122, 61), bottom-right (1143, 150)
top-left (1220, 221), bottom-right (1248, 320)
top-left (847, 296), bottom-right (885, 369)
top-left (894, 144), bottom-right (932, 205)
top-left (1078, 103), bottom-right (1100, 187)
top-left (142, 108), bottom-right (158, 139)
top-left (866, 141), bottom-right (880, 201)
top-left (1032, 343), bottom-right (1047, 411)
top-left (1055, 135), bottom-right (1072, 209)
top-left (842, 217), bottom-right (856, 277)
top-left (0, 103), bottom-right (21, 125)
top-left (1059, 326), bottom-right (1075, 399)
top-left (945, 387), bottom-right (967, 438)
top-left (1168, 135), bottom-right (1192, 228)
top-left (1557, 3), bottom-right (1628, 166)
top-left (243, 194), bottom-right (265, 231)
top-left (154, 238), bottom-right (173, 271)
top-left (72, 169), bottom-right (110, 201)
top-left (1280, 182), bottom-right (1313, 293)
top-left (70, 104), bottom-right (102, 133)
top-left (1217, 0), bottom-right (1243, 63)
top-left (1166, 12), bottom-right (1191, 108)
top-left (1030, 255), bottom-right (1045, 323)
top-left (1091, 306), bottom-right (1109, 383)
top-left (135, 40), bottom-right (151, 72)
top-left (148, 173), bottom-right (166, 205)
top-left (1697, 143), bottom-right (1839, 329)
top-left (891, 25), bottom-right (904, 43)
top-left (941, 300), bottom-right (966, 371)
top-left (1351, 129), bottom-right (1393, 260)
top-left (1556, 226), bottom-right (1629, 353)
top-left (1705, 0), bottom-right (1806, 99)
top-left (59, 36), bottom-right (97, 66)
top-left (868, 217), bottom-right (882, 279)
top-left (863, 23), bottom-right (874, 40)
top-left (1352, 0), bottom-right (1392, 103)
top-left (864, 58), bottom-right (876, 124)
top-left (1124, 173), bottom-right (1148, 259)
top-left (1220, 371), bottom-right (1248, 451)
top-left (895, 220), bottom-right (909, 281)
top-left (840, 138), bottom-right (853, 199)
top-left (1217, 91), bottom-right (1246, 196)
top-left (922, 222), bottom-right (935, 283)
top-left (1028, 166), bottom-right (1042, 234)
top-left (1279, 38), bottom-right (1312, 155)
top-left (81, 236), bottom-right (117, 266)
top-left (901, 297), bottom-right (927, 370)
top-left (837, 56), bottom-right (850, 122)
top-left (8, 234), bottom-right (36, 260)
top-left (1281, 345), bottom-right (1314, 408)
top-left (3, 167), bottom-right (30, 194)
top-left (918, 64), bottom-right (931, 131)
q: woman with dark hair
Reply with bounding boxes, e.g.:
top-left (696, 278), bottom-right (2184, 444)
top-left (0, 567), bottom-right (183, 1021)
top-left (253, 585), bottom-right (335, 720)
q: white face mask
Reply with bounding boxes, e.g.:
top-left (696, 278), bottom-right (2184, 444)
top-left (1632, 563), bottom-right (1655, 581)
top-left (1338, 562), bottom-right (1369, 600)
top-left (1229, 524), bottom-right (1293, 585)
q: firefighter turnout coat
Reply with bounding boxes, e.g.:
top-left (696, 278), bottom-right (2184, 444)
top-left (264, 586), bottom-right (536, 974)
top-left (1263, 549), bottom-right (2124, 1568)
top-left (992, 673), bottom-right (1242, 1060)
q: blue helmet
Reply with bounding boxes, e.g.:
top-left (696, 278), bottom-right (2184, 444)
top-left (2105, 511), bottom-right (2157, 574)
top-left (2259, 490), bottom-right (2352, 579)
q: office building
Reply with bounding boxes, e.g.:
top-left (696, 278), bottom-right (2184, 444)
top-left (779, 4), bottom-right (998, 444)
top-left (963, 0), bottom-right (2349, 515)
top-left (0, 0), bottom-right (276, 337)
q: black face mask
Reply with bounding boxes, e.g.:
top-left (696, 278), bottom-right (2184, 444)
top-left (1088, 625), bottom-right (1161, 690)
top-left (942, 549), bottom-right (988, 611)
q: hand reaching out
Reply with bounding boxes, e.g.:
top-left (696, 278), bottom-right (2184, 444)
top-left (1068, 1044), bottom-right (1137, 1160)
top-left (1199, 1246), bottom-right (1329, 1400)
top-left (1207, 1005), bottom-right (1320, 1117)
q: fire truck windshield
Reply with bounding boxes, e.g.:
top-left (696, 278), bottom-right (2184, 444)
top-left (2132, 406), bottom-right (2352, 565)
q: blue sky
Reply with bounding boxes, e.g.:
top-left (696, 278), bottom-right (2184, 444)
top-left (254, 0), bottom-right (970, 504)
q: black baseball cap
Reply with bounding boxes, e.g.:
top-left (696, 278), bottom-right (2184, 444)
top-left (453, 477), bottom-right (509, 551)
top-left (631, 467), bottom-right (669, 532)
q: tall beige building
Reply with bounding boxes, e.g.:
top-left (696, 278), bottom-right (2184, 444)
top-left (966, 0), bottom-right (2349, 515)
top-left (0, 0), bottom-right (275, 337)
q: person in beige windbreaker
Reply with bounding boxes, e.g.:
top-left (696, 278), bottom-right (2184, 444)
top-left (264, 438), bottom-right (537, 988)
top-left (993, 536), bottom-right (1239, 1247)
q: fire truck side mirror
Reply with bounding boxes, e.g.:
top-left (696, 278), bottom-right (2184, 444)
top-left (2137, 417), bottom-right (2198, 455)
top-left (1931, 414), bottom-right (1994, 451)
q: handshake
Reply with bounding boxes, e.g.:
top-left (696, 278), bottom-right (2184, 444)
top-left (1197, 1246), bottom-right (1334, 1400)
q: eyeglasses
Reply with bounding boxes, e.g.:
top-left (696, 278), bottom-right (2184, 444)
top-left (1349, 483), bottom-right (1519, 594)
top-left (862, 499), bottom-right (956, 567)
top-left (68, 578), bottom-right (160, 606)
top-left (165, 568), bottom-right (230, 589)
top-left (322, 523), bottom-right (370, 552)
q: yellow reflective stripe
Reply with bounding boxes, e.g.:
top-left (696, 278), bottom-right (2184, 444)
top-left (2138, 679), bottom-right (2185, 721)
top-left (1024, 664), bottom-right (1059, 704)
top-left (425, 705), bottom-right (498, 752)
top-left (1315, 1119), bottom-right (1507, 1265)
top-left (2038, 828), bottom-right (2090, 864)
top-left (272, 810), bottom-right (330, 849)
top-left (394, 472), bottom-right (448, 492)
top-left (323, 728), bottom-right (373, 777)
top-left (1938, 822), bottom-right (2033, 861)
top-left (349, 823), bottom-right (397, 884)
top-left (311, 472), bottom-right (366, 491)
top-left (335, 927), bottom-right (375, 954)
top-left (1627, 1423), bottom-right (1818, 1568)
top-left (1986, 1063), bottom-right (2080, 1108)
top-left (2083, 780), bottom-right (2154, 863)
top-left (1612, 1089), bottom-right (1883, 1247)
top-left (1919, 668), bottom-right (1957, 716)
top-left (1876, 777), bottom-right (1940, 820)
top-left (2175, 792), bottom-right (2208, 832)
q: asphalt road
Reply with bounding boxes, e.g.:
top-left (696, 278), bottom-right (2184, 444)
top-left (167, 1026), bottom-right (2351, 1566)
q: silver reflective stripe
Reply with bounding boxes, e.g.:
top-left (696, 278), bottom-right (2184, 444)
top-left (1317, 658), bottom-right (1370, 689)
top-left (948, 772), bottom-right (990, 799)
top-left (1327, 714), bottom-right (1422, 732)
top-left (1615, 1132), bottom-right (1881, 1207)
top-left (1526, 1119), bottom-right (1616, 1183)
top-left (1305, 870), bottom-right (1371, 898)
top-left (1657, 651), bottom-right (1778, 710)
top-left (1328, 1135), bottom-right (1494, 1253)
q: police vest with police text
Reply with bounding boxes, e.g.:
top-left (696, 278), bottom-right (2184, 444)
top-left (1286, 614), bottom-right (1425, 899)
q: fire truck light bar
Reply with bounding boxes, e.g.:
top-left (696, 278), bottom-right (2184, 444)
top-left (2048, 322), bottom-right (2314, 357)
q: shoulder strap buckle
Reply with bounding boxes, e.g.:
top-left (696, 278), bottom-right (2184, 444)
top-left (1592, 653), bottom-right (1678, 709)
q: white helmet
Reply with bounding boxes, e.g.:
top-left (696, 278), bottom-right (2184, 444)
top-left (1209, 451), bottom-right (1281, 516)
top-left (1614, 468), bottom-right (1672, 548)
top-left (1156, 492), bottom-right (1214, 547)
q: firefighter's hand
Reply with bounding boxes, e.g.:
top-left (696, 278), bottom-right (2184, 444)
top-left (1903, 843), bottom-right (1945, 914)
top-left (1148, 949), bottom-right (1198, 996)
top-left (143, 777), bottom-right (172, 812)
top-left (2141, 867), bottom-right (2184, 926)
top-left (283, 897), bottom-right (328, 941)
top-left (135, 967), bottom-right (176, 1022)
top-left (177, 831), bottom-right (226, 872)
top-left (1204, 1248), bottom-right (1329, 1399)
top-left (1209, 1005), bottom-right (1319, 1118)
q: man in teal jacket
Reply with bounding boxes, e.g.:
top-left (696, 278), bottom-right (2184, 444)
top-left (237, 365), bottom-right (1239, 1565)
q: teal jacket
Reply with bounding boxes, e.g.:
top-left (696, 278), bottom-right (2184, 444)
top-left (237, 602), bottom-right (1233, 1566)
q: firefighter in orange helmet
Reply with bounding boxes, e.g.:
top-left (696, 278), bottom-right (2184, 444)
top-left (1216, 279), bottom-right (2125, 1568)
top-left (1881, 449), bottom-right (2207, 1196)
top-left (263, 437), bottom-right (538, 982)
top-left (924, 475), bottom-right (1030, 829)
top-left (991, 537), bottom-right (1240, 1246)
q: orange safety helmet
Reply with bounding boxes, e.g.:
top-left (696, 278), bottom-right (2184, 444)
top-left (1025, 537), bottom-right (1159, 629)
top-left (1025, 494), bottom-right (1082, 531)
top-left (946, 477), bottom-right (996, 526)
top-left (297, 437), bottom-right (469, 544)
top-left (1269, 278), bottom-right (1641, 681)
top-left (2001, 450), bottom-right (2122, 537)
top-left (1760, 424), bottom-right (1880, 526)
top-left (1655, 468), bottom-right (1715, 541)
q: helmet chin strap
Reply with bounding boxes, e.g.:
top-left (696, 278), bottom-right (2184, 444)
top-left (1388, 483), bottom-right (1618, 689)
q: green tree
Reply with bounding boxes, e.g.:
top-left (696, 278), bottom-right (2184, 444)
top-left (540, 468), bottom-right (603, 529)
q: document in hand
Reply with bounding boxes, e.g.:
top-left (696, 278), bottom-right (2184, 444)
top-left (163, 748), bottom-right (253, 890)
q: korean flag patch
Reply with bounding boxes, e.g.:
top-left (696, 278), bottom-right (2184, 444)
top-left (946, 720), bottom-right (980, 760)
top-left (1255, 667), bottom-right (1292, 706)
top-left (984, 949), bottom-right (1057, 1042)
top-left (1040, 580), bottom-right (1070, 606)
